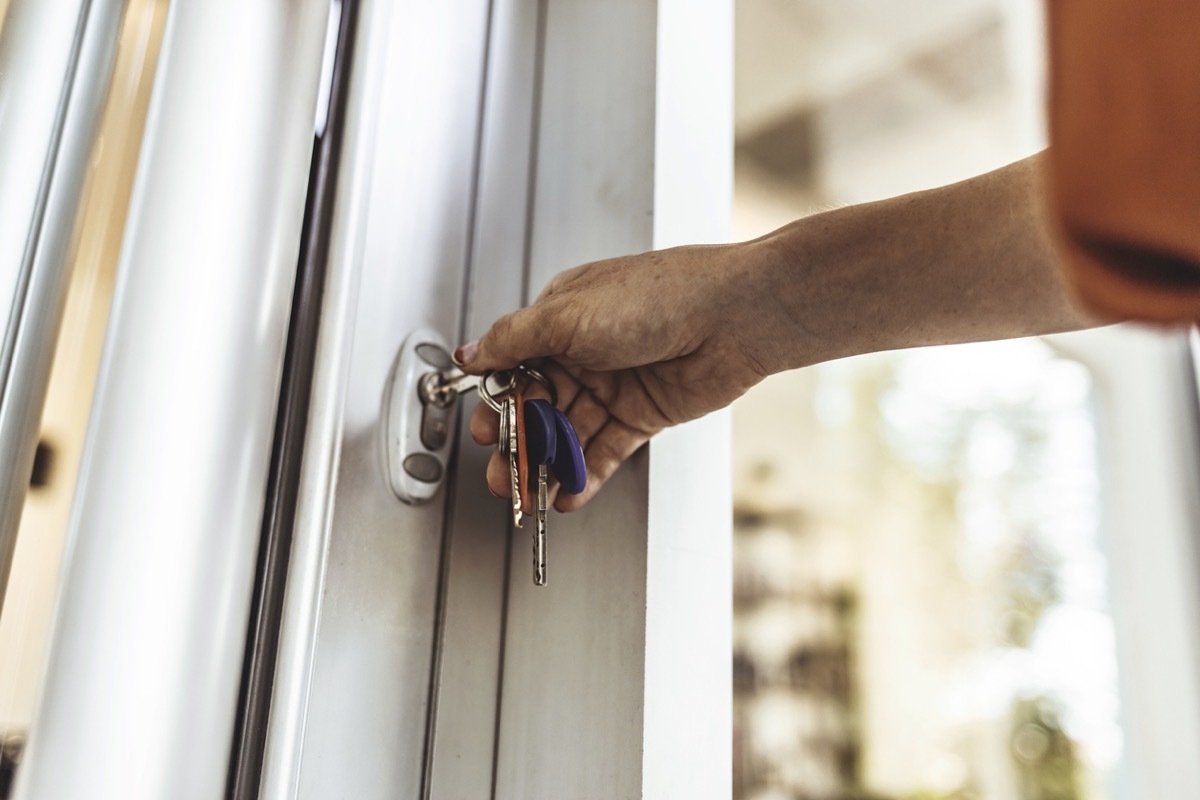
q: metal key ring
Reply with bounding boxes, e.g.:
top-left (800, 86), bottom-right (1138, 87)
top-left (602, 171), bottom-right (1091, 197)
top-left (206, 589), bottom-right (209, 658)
top-left (516, 364), bottom-right (558, 407)
top-left (478, 370), bottom-right (516, 413)
top-left (478, 365), bottom-right (559, 413)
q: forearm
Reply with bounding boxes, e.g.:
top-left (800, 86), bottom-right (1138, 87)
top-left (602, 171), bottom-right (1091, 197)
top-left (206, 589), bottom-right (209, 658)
top-left (736, 153), bottom-right (1101, 374)
top-left (465, 154), bottom-right (1109, 509)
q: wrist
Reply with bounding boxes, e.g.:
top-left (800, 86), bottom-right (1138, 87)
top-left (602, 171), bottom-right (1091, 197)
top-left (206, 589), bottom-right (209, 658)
top-left (726, 221), bottom-right (855, 376)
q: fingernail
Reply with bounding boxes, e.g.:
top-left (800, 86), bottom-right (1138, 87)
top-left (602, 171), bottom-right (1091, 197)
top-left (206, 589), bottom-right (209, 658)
top-left (453, 340), bottom-right (478, 367)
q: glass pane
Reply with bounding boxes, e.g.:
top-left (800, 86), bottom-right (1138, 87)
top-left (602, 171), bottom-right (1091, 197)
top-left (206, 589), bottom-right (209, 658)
top-left (0, 1), bottom-right (169, 792)
top-left (732, 0), bottom-right (1124, 797)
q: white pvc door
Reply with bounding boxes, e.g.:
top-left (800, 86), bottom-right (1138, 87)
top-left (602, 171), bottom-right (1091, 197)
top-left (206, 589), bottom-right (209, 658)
top-left (10, 1), bottom-right (734, 798)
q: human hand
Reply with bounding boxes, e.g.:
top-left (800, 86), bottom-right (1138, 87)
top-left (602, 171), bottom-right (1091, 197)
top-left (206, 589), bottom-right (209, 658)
top-left (455, 155), bottom-right (1106, 512)
top-left (457, 242), bottom-right (777, 511)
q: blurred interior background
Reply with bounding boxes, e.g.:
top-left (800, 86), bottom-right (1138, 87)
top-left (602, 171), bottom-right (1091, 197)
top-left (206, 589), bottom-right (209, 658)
top-left (730, 1), bottom-right (1122, 798)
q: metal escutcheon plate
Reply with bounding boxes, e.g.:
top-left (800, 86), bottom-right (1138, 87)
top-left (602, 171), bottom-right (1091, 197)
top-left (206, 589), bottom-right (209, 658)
top-left (384, 329), bottom-right (457, 504)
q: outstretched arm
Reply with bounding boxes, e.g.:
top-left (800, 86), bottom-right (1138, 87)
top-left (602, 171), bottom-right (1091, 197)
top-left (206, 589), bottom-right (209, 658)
top-left (459, 153), bottom-right (1101, 510)
top-left (733, 151), bottom-right (1097, 372)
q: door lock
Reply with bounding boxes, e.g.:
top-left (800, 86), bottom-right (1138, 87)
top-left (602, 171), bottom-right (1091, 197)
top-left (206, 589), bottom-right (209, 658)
top-left (384, 330), bottom-right (477, 504)
top-left (384, 330), bottom-right (523, 504)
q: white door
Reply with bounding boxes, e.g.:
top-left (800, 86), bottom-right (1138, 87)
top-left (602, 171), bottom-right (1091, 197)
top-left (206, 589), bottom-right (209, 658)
top-left (10, 1), bottom-right (733, 798)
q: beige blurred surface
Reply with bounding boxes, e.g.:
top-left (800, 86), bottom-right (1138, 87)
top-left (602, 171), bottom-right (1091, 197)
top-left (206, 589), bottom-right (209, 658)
top-left (732, 2), bottom-right (1118, 799)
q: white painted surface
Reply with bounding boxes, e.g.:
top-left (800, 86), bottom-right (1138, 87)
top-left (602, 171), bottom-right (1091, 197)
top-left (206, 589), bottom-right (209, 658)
top-left (0, 0), bottom-right (85, 350)
top-left (287, 1), bottom-right (495, 797)
top-left (259, 0), bottom-right (385, 794)
top-left (646, 0), bottom-right (733, 796)
top-left (14, 2), bottom-right (331, 796)
top-left (493, 1), bottom-right (733, 797)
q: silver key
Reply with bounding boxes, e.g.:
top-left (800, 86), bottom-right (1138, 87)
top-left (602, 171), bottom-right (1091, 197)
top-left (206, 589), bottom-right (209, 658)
top-left (534, 463), bottom-right (548, 585)
top-left (523, 395), bottom-right (558, 587)
top-left (487, 366), bottom-right (560, 583)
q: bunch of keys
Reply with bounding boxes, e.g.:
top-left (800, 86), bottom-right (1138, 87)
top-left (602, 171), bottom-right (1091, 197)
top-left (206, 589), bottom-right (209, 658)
top-left (478, 365), bottom-right (586, 585)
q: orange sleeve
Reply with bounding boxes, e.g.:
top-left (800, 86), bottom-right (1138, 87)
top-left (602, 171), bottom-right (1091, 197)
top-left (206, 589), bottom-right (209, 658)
top-left (1046, 0), bottom-right (1200, 323)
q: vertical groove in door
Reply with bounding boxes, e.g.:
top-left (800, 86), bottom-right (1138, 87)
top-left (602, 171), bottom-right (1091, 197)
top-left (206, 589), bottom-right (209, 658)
top-left (517, 0), bottom-right (549, 312)
top-left (417, 1), bottom-right (500, 798)
top-left (488, 2), bottom-right (548, 798)
top-left (225, 2), bottom-right (359, 797)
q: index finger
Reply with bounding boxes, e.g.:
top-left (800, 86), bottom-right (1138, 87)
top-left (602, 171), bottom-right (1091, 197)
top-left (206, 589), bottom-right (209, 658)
top-left (455, 300), bottom-right (567, 374)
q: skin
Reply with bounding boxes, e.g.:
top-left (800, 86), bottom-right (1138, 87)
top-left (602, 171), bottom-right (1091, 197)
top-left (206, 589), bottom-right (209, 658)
top-left (457, 152), bottom-right (1104, 511)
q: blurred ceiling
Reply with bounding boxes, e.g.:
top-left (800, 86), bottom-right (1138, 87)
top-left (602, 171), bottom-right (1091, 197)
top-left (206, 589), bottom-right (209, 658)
top-left (736, 0), bottom-right (1006, 136)
top-left (733, 0), bottom-right (1045, 222)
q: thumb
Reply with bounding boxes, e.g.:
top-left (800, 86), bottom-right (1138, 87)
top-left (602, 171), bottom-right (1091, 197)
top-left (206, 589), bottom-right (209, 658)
top-left (455, 303), bottom-right (563, 373)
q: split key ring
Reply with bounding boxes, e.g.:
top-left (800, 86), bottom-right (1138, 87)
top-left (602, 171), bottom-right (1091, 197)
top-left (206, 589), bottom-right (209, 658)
top-left (477, 364), bottom-right (558, 412)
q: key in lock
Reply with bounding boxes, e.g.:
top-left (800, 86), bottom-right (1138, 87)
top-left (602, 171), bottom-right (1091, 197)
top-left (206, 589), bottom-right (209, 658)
top-left (384, 330), bottom-right (471, 504)
top-left (385, 330), bottom-right (588, 586)
top-left (384, 329), bottom-right (512, 504)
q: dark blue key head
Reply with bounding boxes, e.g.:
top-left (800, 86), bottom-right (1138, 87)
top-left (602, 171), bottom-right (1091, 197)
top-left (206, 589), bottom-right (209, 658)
top-left (523, 398), bottom-right (557, 464)
top-left (550, 408), bottom-right (587, 495)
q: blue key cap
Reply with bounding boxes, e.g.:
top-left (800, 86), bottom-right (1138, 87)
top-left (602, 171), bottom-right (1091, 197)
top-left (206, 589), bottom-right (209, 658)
top-left (551, 408), bottom-right (587, 495)
top-left (523, 399), bottom-right (557, 465)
